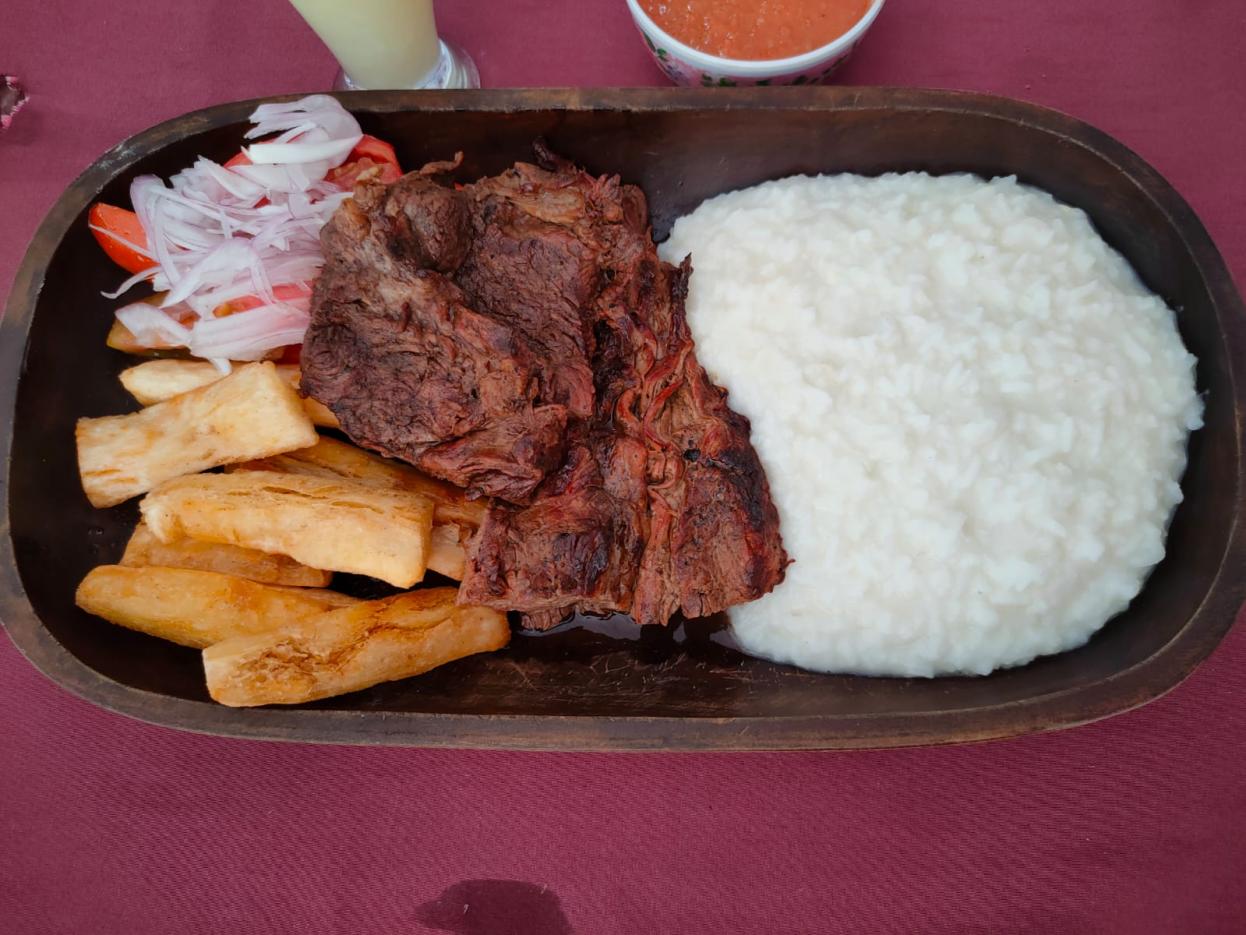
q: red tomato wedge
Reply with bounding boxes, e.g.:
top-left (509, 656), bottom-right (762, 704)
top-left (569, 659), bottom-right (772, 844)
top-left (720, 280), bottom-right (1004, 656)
top-left (226, 135), bottom-right (402, 190)
top-left (92, 131), bottom-right (401, 295)
top-left (225, 135), bottom-right (401, 192)
top-left (327, 134), bottom-right (403, 189)
top-left (350, 135), bottom-right (399, 167)
top-left (88, 203), bottom-right (154, 275)
top-left (211, 282), bottom-right (311, 318)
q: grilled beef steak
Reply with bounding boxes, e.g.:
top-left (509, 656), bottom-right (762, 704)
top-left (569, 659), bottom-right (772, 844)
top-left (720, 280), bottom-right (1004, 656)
top-left (302, 168), bottom-right (568, 503)
top-left (302, 148), bottom-right (788, 627)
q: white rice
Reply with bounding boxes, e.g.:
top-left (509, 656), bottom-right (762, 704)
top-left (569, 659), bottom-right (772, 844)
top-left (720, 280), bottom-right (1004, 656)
top-left (659, 173), bottom-right (1202, 677)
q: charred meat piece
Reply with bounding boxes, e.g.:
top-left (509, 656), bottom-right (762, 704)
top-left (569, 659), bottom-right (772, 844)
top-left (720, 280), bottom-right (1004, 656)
top-left (302, 148), bottom-right (788, 626)
top-left (456, 177), bottom-right (597, 419)
top-left (463, 430), bottom-right (647, 623)
top-left (620, 260), bottom-right (789, 625)
top-left (349, 164), bottom-right (473, 274)
top-left (303, 193), bottom-right (567, 503)
top-left (460, 247), bottom-right (787, 627)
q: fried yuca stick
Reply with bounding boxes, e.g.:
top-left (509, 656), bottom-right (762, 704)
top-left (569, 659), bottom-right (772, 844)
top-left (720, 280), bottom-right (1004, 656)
top-left (119, 359), bottom-right (339, 428)
top-left (427, 523), bottom-right (467, 580)
top-left (118, 359), bottom-right (226, 403)
top-left (203, 588), bottom-right (510, 706)
top-left (238, 435), bottom-right (486, 527)
top-left (141, 471), bottom-right (434, 588)
top-left (76, 361), bottom-right (318, 508)
top-left (236, 439), bottom-right (475, 578)
top-left (121, 520), bottom-right (331, 588)
top-left (75, 565), bottom-right (358, 649)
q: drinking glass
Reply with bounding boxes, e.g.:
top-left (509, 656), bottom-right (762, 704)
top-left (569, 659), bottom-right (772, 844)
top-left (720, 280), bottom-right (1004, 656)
top-left (290, 0), bottom-right (480, 90)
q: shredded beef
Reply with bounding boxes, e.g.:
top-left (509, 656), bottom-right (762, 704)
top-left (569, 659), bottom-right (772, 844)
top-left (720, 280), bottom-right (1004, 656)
top-left (302, 147), bottom-right (788, 626)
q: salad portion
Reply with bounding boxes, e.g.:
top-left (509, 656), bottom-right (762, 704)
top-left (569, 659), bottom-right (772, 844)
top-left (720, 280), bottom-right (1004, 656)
top-left (88, 95), bottom-right (403, 369)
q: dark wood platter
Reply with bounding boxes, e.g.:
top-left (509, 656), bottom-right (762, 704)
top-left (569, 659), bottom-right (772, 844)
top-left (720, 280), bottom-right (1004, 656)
top-left (2, 88), bottom-right (1243, 750)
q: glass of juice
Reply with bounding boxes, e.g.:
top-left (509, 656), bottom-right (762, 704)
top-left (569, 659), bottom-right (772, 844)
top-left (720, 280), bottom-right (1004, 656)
top-left (289, 0), bottom-right (479, 90)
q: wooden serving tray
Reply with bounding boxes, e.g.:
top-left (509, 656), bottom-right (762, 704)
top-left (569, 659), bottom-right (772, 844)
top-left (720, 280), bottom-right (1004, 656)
top-left (2, 88), bottom-right (1243, 750)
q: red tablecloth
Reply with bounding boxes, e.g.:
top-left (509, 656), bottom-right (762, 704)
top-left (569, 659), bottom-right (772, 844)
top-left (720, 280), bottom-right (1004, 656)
top-left (3, 2), bottom-right (1245, 932)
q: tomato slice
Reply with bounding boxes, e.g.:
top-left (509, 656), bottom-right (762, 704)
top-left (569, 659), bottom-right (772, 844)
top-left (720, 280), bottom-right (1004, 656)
top-left (93, 130), bottom-right (401, 307)
top-left (328, 157), bottom-right (401, 189)
top-left (227, 134), bottom-right (402, 191)
top-left (327, 134), bottom-right (403, 190)
top-left (88, 203), bottom-right (154, 275)
top-left (350, 135), bottom-right (399, 167)
top-left (211, 282), bottom-right (311, 318)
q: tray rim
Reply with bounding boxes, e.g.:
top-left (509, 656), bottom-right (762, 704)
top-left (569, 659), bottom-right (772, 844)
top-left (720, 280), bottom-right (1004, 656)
top-left (2, 86), bottom-right (1243, 751)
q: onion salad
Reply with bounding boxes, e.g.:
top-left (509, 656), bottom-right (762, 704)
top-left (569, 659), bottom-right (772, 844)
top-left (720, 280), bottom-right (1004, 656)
top-left (100, 95), bottom-right (367, 372)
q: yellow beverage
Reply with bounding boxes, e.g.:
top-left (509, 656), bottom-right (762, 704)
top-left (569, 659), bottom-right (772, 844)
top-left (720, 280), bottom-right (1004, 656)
top-left (290, 0), bottom-right (441, 89)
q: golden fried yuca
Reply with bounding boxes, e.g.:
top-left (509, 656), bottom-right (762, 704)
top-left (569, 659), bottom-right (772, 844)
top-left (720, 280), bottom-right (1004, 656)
top-left (118, 359), bottom-right (339, 428)
top-left (121, 520), bottom-right (331, 588)
top-left (297, 391), bottom-right (340, 429)
top-left (203, 588), bottom-right (510, 706)
top-left (264, 585), bottom-right (360, 608)
top-left (75, 361), bottom-right (318, 508)
top-left (233, 437), bottom-right (476, 578)
top-left (141, 470), bottom-right (434, 588)
top-left (75, 565), bottom-right (358, 649)
top-left (427, 523), bottom-right (467, 580)
top-left (238, 434), bottom-right (486, 527)
top-left (119, 359), bottom-right (223, 403)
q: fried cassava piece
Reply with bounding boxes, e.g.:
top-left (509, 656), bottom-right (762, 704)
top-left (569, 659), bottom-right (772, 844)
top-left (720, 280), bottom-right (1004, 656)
top-left (76, 361), bottom-right (317, 508)
top-left (237, 434), bottom-right (485, 528)
top-left (121, 520), bottom-right (331, 588)
top-left (427, 523), bottom-right (468, 581)
top-left (75, 565), bottom-right (358, 649)
top-left (140, 471), bottom-right (435, 588)
top-left (203, 588), bottom-right (510, 706)
top-left (119, 359), bottom-right (338, 428)
top-left (237, 434), bottom-right (479, 580)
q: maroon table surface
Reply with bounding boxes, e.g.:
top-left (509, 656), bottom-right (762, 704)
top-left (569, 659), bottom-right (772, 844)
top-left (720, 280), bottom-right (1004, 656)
top-left (3, 1), bottom-right (1245, 932)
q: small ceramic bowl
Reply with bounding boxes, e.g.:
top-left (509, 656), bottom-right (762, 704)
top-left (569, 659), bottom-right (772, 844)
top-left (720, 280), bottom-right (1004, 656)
top-left (625, 0), bottom-right (887, 86)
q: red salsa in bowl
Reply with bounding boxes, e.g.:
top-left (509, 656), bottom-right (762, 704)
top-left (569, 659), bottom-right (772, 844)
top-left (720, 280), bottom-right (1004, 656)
top-left (639, 0), bottom-right (873, 61)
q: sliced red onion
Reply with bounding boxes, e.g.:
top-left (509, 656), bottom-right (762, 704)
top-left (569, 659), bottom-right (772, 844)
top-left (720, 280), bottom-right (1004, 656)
top-left (187, 301), bottom-right (310, 361)
top-left (162, 239), bottom-right (263, 308)
top-left (247, 95), bottom-right (360, 143)
top-left (115, 302), bottom-right (194, 347)
top-left (100, 265), bottom-right (160, 300)
top-left (241, 96), bottom-right (361, 192)
top-left (246, 135), bottom-right (358, 167)
top-left (104, 95), bottom-right (364, 358)
top-left (194, 158), bottom-right (267, 204)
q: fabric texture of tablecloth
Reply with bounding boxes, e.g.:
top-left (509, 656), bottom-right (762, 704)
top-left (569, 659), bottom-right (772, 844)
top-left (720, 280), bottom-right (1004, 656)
top-left (2, 1), bottom-right (1244, 932)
